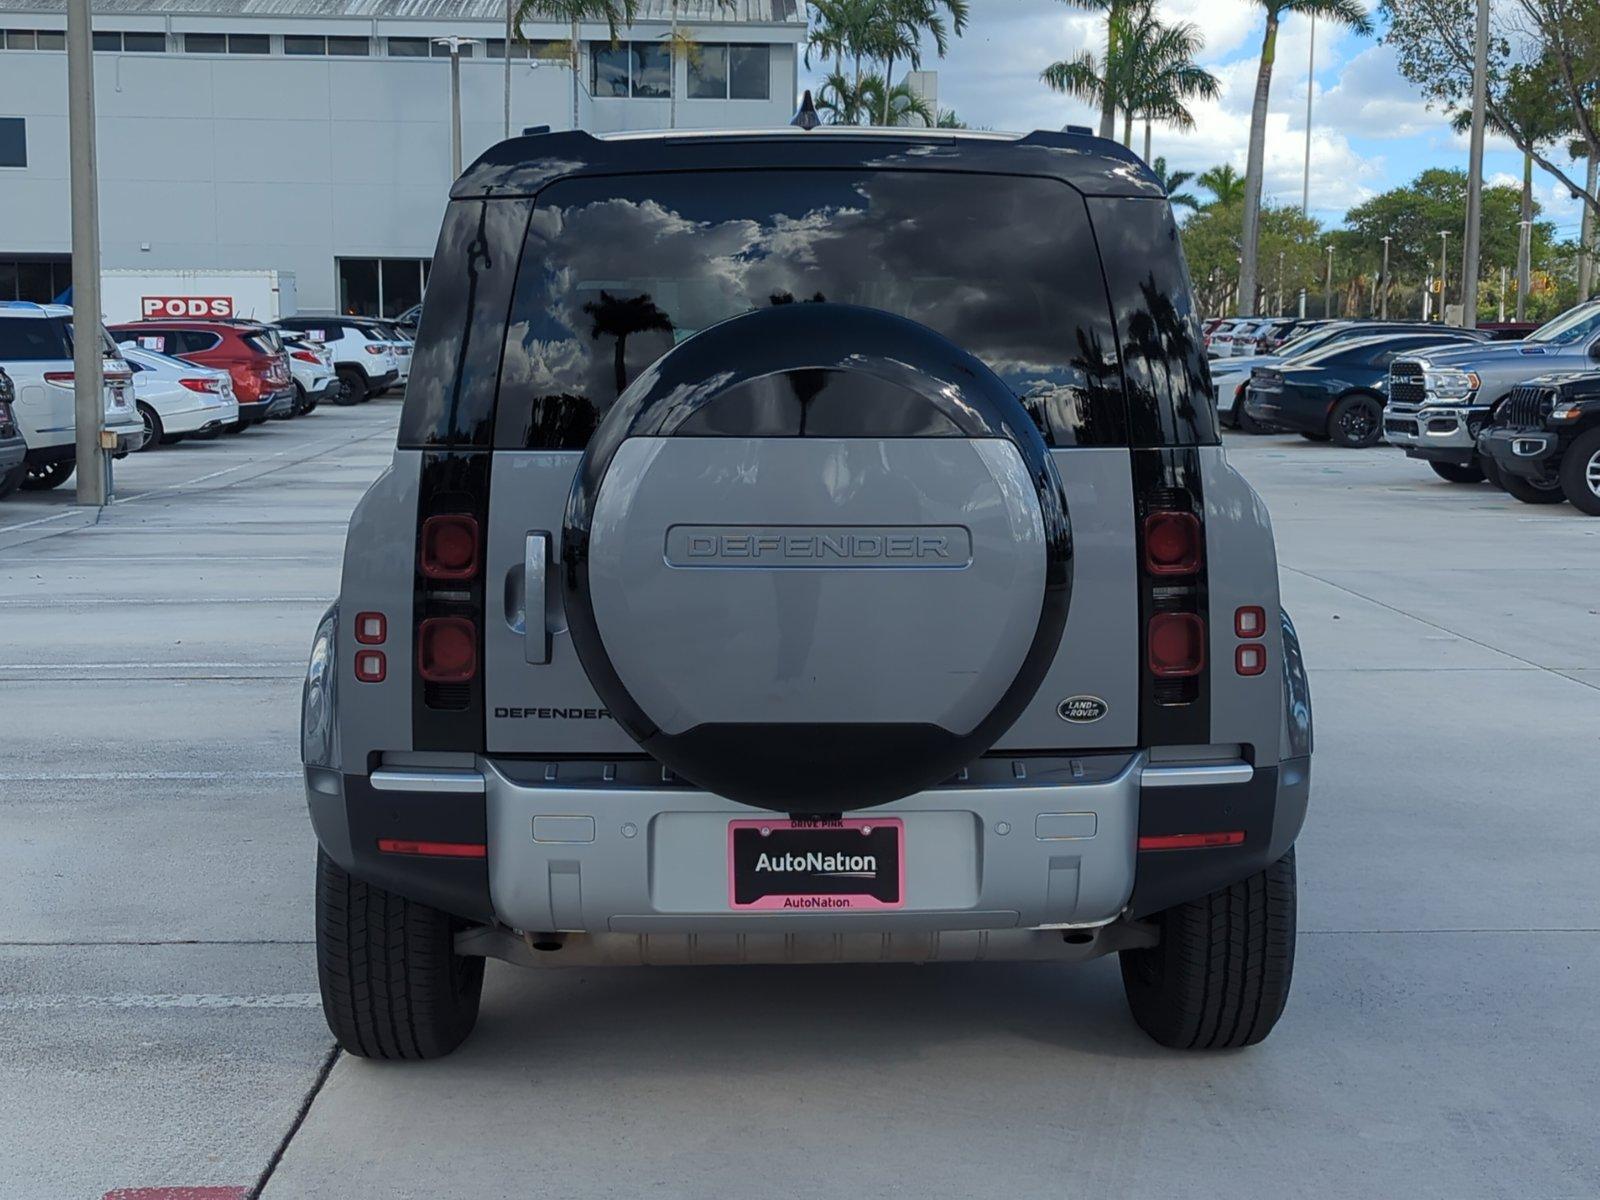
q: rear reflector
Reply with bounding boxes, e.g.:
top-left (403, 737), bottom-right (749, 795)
top-left (1138, 831), bottom-right (1245, 851)
top-left (1235, 605), bottom-right (1266, 638)
top-left (418, 616), bottom-right (477, 683)
top-left (1148, 612), bottom-right (1205, 678)
top-left (354, 611), bottom-right (387, 645)
top-left (1235, 643), bottom-right (1267, 676)
top-left (377, 838), bottom-right (487, 859)
top-left (421, 514), bottom-right (480, 580)
top-left (1143, 511), bottom-right (1202, 576)
top-left (354, 650), bottom-right (386, 683)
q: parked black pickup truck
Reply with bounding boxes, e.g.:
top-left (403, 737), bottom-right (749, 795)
top-left (1476, 371), bottom-right (1600, 514)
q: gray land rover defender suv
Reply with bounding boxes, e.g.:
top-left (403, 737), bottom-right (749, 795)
top-left (301, 126), bottom-right (1313, 1059)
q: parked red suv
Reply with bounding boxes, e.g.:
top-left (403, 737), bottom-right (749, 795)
top-left (108, 319), bottom-right (294, 429)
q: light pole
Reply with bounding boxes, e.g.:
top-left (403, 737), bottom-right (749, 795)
top-left (1460, 0), bottom-right (1489, 328)
top-left (1379, 235), bottom-right (1391, 320)
top-left (1580, 155), bottom-right (1598, 301)
top-left (1517, 219), bottom-right (1533, 320)
top-left (1323, 244), bottom-right (1334, 318)
top-left (1276, 249), bottom-right (1285, 316)
top-left (433, 36), bottom-right (479, 180)
top-left (503, 0), bottom-right (513, 138)
top-left (67, 0), bottom-right (107, 506)
top-left (1437, 230), bottom-right (1449, 323)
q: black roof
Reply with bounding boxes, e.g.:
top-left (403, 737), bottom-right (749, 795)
top-left (451, 128), bottom-right (1167, 202)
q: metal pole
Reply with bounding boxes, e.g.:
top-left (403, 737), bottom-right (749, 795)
top-left (1380, 235), bottom-right (1391, 319)
top-left (1499, 264), bottom-right (1507, 321)
top-left (1276, 250), bottom-right (1285, 316)
top-left (1517, 219), bottom-right (1532, 319)
top-left (1580, 155), bottom-right (1598, 301)
top-left (1460, 0), bottom-right (1489, 329)
top-left (504, 0), bottom-right (513, 138)
top-left (1302, 15), bottom-right (1315, 217)
top-left (450, 43), bottom-right (463, 178)
top-left (1438, 231), bottom-right (1449, 322)
top-left (67, 0), bottom-right (106, 507)
top-left (1324, 245), bottom-right (1334, 318)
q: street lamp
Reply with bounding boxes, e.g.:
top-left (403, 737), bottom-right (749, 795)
top-left (433, 36), bottom-right (480, 179)
top-left (1323, 244), bottom-right (1334, 318)
top-left (1379, 235), bottom-right (1392, 320)
top-left (1438, 230), bottom-right (1449, 323)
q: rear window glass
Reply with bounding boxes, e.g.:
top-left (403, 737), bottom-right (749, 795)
top-left (0, 316), bottom-right (70, 361)
top-left (492, 170), bottom-right (1129, 450)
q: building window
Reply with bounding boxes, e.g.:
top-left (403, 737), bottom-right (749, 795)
top-left (0, 118), bottom-right (25, 168)
top-left (4, 28), bottom-right (65, 50)
top-left (0, 256), bottom-right (70, 302)
top-left (591, 41), bottom-right (628, 96)
top-left (487, 38), bottom-right (567, 60)
top-left (328, 36), bottom-right (369, 56)
top-left (338, 257), bottom-right (432, 319)
top-left (590, 40), bottom-right (672, 99)
top-left (284, 35), bottom-right (325, 55)
top-left (485, 38), bottom-right (528, 59)
top-left (184, 33), bottom-right (268, 54)
top-left (387, 37), bottom-right (429, 57)
top-left (123, 31), bottom-right (165, 52)
top-left (689, 43), bottom-right (769, 100)
top-left (432, 41), bottom-right (473, 57)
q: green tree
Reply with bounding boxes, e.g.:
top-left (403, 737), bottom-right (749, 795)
top-left (1120, 13), bottom-right (1219, 160)
top-left (1196, 163), bottom-right (1246, 207)
top-left (1236, 0), bottom-right (1373, 316)
top-left (515, 0), bottom-right (640, 131)
top-left (1049, 0), bottom-right (1122, 139)
top-left (817, 70), bottom-right (934, 127)
top-left (1151, 157), bottom-right (1200, 210)
top-left (875, 0), bottom-right (970, 124)
top-left (1182, 196), bottom-right (1326, 316)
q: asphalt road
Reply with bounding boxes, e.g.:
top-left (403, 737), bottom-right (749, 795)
top-left (2, 406), bottom-right (1597, 1200)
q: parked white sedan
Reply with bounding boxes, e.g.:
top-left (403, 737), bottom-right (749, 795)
top-left (118, 344), bottom-right (240, 449)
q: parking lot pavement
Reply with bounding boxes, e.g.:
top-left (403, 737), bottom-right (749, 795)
top-left (3, 422), bottom-right (1597, 1199)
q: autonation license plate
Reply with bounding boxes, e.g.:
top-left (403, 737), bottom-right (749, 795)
top-left (728, 817), bottom-right (904, 911)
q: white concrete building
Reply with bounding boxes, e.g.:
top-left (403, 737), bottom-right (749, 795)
top-left (0, 0), bottom-right (805, 313)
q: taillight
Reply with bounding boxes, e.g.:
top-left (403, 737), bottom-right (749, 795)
top-left (1235, 643), bottom-right (1266, 676)
top-left (1148, 612), bottom-right (1205, 678)
top-left (43, 371), bottom-right (74, 387)
top-left (377, 838), bottom-right (486, 859)
top-left (179, 377), bottom-right (220, 394)
top-left (291, 349), bottom-right (320, 364)
top-left (1234, 606), bottom-right (1266, 638)
top-left (1138, 831), bottom-right (1245, 851)
top-left (354, 649), bottom-right (386, 682)
top-left (1143, 511), bottom-right (1202, 576)
top-left (421, 515), bottom-right (480, 580)
top-left (364, 344), bottom-right (386, 356)
top-left (418, 617), bottom-right (477, 683)
top-left (355, 612), bottom-right (387, 645)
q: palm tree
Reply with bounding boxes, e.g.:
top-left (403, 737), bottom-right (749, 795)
top-left (876, 0), bottom-right (970, 125)
top-left (1151, 157), bottom-right (1199, 210)
top-left (807, 0), bottom-right (880, 88)
top-left (1120, 16), bottom-right (1218, 162)
top-left (818, 70), bottom-right (934, 127)
top-left (935, 107), bottom-right (967, 128)
top-left (1049, 0), bottom-right (1120, 140)
top-left (1197, 163), bottom-right (1245, 207)
top-left (1236, 0), bottom-right (1371, 316)
top-left (515, 0), bottom-right (640, 132)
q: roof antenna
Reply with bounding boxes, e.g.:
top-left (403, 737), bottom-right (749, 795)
top-left (791, 89), bottom-right (822, 131)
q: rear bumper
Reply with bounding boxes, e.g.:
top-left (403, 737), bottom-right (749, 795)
top-left (1243, 385), bottom-right (1320, 433)
top-left (0, 434), bottom-right (25, 474)
top-left (307, 752), bottom-right (1310, 940)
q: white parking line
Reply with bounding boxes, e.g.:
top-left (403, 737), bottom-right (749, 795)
top-left (0, 661), bottom-right (302, 670)
top-left (0, 993), bottom-right (320, 1011)
top-left (0, 770), bottom-right (300, 782)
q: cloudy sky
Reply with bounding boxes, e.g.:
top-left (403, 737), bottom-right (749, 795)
top-left (803, 0), bottom-right (1591, 241)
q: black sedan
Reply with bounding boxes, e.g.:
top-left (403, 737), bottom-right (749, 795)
top-left (1242, 329), bottom-right (1488, 448)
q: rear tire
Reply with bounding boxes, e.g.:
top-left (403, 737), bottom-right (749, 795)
top-left (1499, 469), bottom-right (1565, 506)
top-left (1120, 847), bottom-right (1297, 1050)
top-left (22, 460), bottom-right (75, 491)
top-left (1327, 393), bottom-right (1383, 448)
top-left (1428, 460), bottom-right (1485, 484)
top-left (136, 403), bottom-right (163, 452)
top-left (337, 368), bottom-right (370, 404)
top-left (314, 848), bottom-right (484, 1060)
top-left (1558, 427), bottom-right (1600, 516)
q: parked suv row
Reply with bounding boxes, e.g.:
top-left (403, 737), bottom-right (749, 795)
top-left (276, 315), bottom-right (403, 402)
top-left (110, 318), bottom-right (295, 429)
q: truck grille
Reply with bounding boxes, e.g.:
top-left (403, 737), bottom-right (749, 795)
top-left (1389, 359), bottom-right (1426, 405)
top-left (1498, 383), bottom-right (1554, 430)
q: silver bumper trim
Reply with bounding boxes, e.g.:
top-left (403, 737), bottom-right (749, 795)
top-left (369, 768), bottom-right (485, 794)
top-left (1140, 762), bottom-right (1253, 788)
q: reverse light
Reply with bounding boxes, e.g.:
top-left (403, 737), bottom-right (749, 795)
top-left (1138, 831), bottom-right (1245, 851)
top-left (421, 514), bottom-right (480, 580)
top-left (1235, 606), bottom-right (1266, 638)
top-left (1235, 643), bottom-right (1267, 676)
top-left (418, 617), bottom-right (477, 683)
top-left (1143, 511), bottom-right (1202, 577)
top-left (1148, 613), bottom-right (1205, 678)
top-left (354, 650), bottom-right (386, 683)
top-left (354, 612), bottom-right (387, 645)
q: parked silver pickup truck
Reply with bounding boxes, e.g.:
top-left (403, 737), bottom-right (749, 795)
top-left (1384, 301), bottom-right (1600, 483)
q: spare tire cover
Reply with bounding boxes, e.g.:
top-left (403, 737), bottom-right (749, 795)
top-left (562, 303), bottom-right (1071, 811)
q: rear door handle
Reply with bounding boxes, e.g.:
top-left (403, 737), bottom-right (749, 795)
top-left (525, 532), bottom-right (550, 664)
